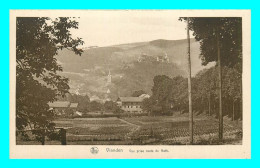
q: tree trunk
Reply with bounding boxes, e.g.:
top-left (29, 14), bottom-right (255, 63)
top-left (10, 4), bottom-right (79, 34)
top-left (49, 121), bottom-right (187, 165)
top-left (217, 29), bottom-right (223, 142)
top-left (41, 129), bottom-right (45, 145)
top-left (208, 93), bottom-right (211, 116)
top-left (232, 99), bottom-right (235, 121)
top-left (213, 101), bottom-right (216, 115)
top-left (187, 18), bottom-right (193, 144)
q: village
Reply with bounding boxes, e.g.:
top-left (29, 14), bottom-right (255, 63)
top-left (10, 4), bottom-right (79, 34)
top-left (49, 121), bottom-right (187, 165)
top-left (48, 52), bottom-right (169, 118)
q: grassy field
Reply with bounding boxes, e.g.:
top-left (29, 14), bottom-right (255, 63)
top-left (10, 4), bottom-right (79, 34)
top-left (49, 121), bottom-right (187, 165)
top-left (17, 113), bottom-right (242, 145)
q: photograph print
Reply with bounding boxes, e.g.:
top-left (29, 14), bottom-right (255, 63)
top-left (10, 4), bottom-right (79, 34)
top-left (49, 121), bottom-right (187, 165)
top-left (10, 10), bottom-right (251, 159)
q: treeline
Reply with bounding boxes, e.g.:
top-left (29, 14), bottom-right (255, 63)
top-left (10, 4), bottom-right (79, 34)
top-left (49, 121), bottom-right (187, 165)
top-left (57, 93), bottom-right (122, 114)
top-left (142, 63), bottom-right (242, 120)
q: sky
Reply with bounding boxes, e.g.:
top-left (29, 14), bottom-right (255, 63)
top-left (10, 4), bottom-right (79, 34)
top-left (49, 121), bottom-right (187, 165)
top-left (70, 10), bottom-right (192, 47)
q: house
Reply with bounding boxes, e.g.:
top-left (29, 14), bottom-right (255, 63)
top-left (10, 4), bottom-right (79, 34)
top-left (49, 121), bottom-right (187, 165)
top-left (116, 97), bottom-right (145, 113)
top-left (48, 101), bottom-right (70, 115)
top-left (157, 52), bottom-right (170, 63)
top-left (138, 53), bottom-right (148, 62)
top-left (90, 95), bottom-right (102, 102)
top-left (48, 101), bottom-right (78, 116)
top-left (70, 103), bottom-right (78, 110)
top-left (75, 111), bottom-right (83, 117)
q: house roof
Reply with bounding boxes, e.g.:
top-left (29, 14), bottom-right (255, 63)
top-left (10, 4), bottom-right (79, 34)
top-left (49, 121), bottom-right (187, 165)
top-left (48, 101), bottom-right (70, 108)
top-left (118, 97), bottom-right (144, 103)
top-left (70, 103), bottom-right (78, 108)
top-left (139, 94), bottom-right (150, 98)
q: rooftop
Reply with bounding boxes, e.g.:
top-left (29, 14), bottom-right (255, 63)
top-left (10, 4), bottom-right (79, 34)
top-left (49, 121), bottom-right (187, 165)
top-left (48, 101), bottom-right (70, 108)
top-left (70, 103), bottom-right (78, 108)
top-left (117, 97), bottom-right (144, 103)
top-left (139, 94), bottom-right (150, 98)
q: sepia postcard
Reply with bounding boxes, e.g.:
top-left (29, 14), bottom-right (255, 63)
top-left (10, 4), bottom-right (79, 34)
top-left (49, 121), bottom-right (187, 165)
top-left (9, 10), bottom-right (251, 159)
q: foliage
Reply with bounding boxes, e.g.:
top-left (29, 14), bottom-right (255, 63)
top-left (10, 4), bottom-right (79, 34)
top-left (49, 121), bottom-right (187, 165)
top-left (75, 95), bottom-right (90, 112)
top-left (103, 101), bottom-right (122, 114)
top-left (16, 17), bottom-right (84, 139)
top-left (145, 64), bottom-right (242, 119)
top-left (178, 17), bottom-right (242, 121)
top-left (141, 98), bottom-right (153, 113)
top-left (88, 101), bottom-right (103, 112)
top-left (104, 101), bottom-right (117, 111)
top-left (180, 17), bottom-right (242, 67)
top-left (151, 75), bottom-right (173, 114)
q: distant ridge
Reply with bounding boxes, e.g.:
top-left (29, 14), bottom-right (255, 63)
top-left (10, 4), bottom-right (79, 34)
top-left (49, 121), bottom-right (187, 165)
top-left (56, 38), bottom-right (214, 100)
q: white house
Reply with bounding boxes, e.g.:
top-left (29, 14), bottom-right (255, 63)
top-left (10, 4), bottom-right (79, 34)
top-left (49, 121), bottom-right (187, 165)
top-left (116, 97), bottom-right (145, 113)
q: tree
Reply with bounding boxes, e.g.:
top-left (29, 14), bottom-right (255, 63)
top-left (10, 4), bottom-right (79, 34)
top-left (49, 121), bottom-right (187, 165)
top-left (180, 17), bottom-right (242, 142)
top-left (186, 18), bottom-right (193, 144)
top-left (222, 66), bottom-right (242, 120)
top-left (88, 101), bottom-right (103, 112)
top-left (104, 101), bottom-right (119, 113)
top-left (77, 94), bottom-right (90, 112)
top-left (194, 68), bottom-right (218, 115)
top-left (16, 17), bottom-right (84, 141)
top-left (171, 76), bottom-right (188, 113)
top-left (148, 67), bottom-right (241, 120)
top-left (191, 66), bottom-right (242, 120)
top-left (151, 75), bottom-right (173, 115)
top-left (141, 98), bottom-right (153, 115)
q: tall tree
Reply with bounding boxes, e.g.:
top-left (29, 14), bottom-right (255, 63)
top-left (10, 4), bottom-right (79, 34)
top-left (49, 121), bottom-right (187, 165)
top-left (16, 17), bottom-right (84, 139)
top-left (151, 75), bottom-right (173, 115)
top-left (180, 17), bottom-right (242, 142)
top-left (186, 18), bottom-right (193, 144)
top-left (194, 68), bottom-right (218, 115)
top-left (77, 94), bottom-right (91, 112)
top-left (222, 66), bottom-right (242, 120)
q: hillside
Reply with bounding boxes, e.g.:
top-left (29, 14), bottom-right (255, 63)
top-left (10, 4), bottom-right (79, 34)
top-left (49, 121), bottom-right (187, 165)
top-left (56, 39), bottom-right (214, 101)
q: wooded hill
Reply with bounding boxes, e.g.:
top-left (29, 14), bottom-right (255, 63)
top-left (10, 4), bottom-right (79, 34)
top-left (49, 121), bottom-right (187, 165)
top-left (56, 39), bottom-right (214, 100)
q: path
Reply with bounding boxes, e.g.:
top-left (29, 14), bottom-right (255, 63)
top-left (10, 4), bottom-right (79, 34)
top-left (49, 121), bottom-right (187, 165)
top-left (118, 118), bottom-right (141, 139)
